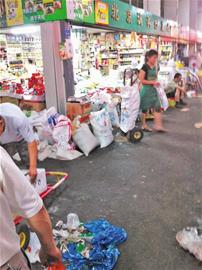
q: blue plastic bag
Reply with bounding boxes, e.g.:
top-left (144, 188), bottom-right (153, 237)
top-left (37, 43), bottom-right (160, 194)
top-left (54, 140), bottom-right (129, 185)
top-left (62, 219), bottom-right (127, 270)
top-left (84, 219), bottom-right (127, 246)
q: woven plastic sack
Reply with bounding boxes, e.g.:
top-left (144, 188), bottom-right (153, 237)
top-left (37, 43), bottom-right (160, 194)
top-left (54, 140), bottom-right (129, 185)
top-left (90, 109), bottom-right (113, 148)
top-left (120, 84), bottom-right (140, 133)
top-left (73, 123), bottom-right (100, 156)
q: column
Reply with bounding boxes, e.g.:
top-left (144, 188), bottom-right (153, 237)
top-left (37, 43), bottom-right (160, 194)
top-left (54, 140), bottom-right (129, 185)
top-left (40, 22), bottom-right (67, 114)
top-left (143, 0), bottom-right (161, 16)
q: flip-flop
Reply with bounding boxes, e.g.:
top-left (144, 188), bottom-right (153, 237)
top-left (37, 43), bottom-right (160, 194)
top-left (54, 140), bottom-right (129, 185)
top-left (142, 128), bottom-right (153, 132)
top-left (154, 129), bottom-right (167, 133)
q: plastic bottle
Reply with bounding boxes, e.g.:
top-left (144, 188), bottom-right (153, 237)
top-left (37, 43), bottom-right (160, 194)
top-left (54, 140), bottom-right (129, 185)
top-left (66, 213), bottom-right (80, 231)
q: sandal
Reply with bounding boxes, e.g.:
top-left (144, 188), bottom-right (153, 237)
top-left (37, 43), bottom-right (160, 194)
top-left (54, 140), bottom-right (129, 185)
top-left (142, 127), bottom-right (153, 132)
top-left (154, 129), bottom-right (167, 133)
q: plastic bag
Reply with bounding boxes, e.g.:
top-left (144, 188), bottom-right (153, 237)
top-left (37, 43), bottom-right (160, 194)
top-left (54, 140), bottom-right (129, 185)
top-left (84, 219), bottom-right (127, 246)
top-left (156, 87), bottom-right (169, 111)
top-left (90, 109), bottom-right (113, 148)
top-left (73, 123), bottom-right (100, 156)
top-left (120, 84), bottom-right (140, 133)
top-left (25, 232), bottom-right (41, 264)
top-left (176, 227), bottom-right (202, 261)
top-left (62, 219), bottom-right (127, 270)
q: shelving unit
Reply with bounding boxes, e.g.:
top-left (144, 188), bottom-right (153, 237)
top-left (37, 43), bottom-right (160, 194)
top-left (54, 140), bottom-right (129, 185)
top-left (0, 33), bottom-right (43, 75)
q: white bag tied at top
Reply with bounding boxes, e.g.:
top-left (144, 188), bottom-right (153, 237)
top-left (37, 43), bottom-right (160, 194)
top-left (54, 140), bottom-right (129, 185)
top-left (90, 108), bottom-right (114, 148)
top-left (120, 83), bottom-right (140, 133)
top-left (73, 123), bottom-right (100, 156)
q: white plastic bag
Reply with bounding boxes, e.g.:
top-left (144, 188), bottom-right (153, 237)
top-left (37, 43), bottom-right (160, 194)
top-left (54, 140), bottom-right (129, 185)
top-left (156, 87), bottom-right (169, 111)
top-left (120, 84), bottom-right (140, 133)
top-left (25, 233), bottom-right (41, 263)
top-left (176, 227), bottom-right (202, 261)
top-left (73, 123), bottom-right (100, 156)
top-left (90, 109), bottom-right (114, 148)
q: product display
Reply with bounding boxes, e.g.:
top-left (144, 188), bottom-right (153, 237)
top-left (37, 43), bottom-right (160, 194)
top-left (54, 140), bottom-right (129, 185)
top-left (72, 27), bottom-right (147, 98)
top-left (0, 26), bottom-right (45, 107)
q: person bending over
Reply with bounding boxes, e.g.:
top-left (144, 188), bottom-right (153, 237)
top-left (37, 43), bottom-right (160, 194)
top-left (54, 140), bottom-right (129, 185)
top-left (0, 103), bottom-right (37, 182)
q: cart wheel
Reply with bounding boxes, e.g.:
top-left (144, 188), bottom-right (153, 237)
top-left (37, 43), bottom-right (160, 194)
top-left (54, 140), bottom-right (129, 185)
top-left (16, 224), bottom-right (30, 250)
top-left (129, 128), bottom-right (144, 143)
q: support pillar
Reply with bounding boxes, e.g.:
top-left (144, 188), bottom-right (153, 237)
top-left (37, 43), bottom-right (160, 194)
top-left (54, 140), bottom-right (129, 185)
top-left (40, 22), bottom-right (67, 114)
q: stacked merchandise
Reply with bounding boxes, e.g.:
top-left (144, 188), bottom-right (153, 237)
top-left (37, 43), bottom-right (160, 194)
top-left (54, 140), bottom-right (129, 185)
top-left (0, 73), bottom-right (46, 111)
top-left (0, 30), bottom-right (44, 109)
top-left (72, 29), bottom-right (145, 97)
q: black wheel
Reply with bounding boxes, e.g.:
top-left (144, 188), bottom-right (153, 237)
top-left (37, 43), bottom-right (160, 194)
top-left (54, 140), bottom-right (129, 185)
top-left (129, 127), bottom-right (144, 143)
top-left (16, 223), bottom-right (30, 250)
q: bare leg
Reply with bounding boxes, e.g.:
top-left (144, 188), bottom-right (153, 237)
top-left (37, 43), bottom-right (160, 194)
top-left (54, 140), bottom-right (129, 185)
top-left (153, 111), bottom-right (166, 131)
top-left (141, 112), bottom-right (152, 131)
top-left (175, 88), bottom-right (181, 102)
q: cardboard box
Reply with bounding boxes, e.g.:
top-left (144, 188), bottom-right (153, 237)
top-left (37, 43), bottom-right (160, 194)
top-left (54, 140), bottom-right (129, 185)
top-left (1, 96), bottom-right (20, 106)
top-left (20, 100), bottom-right (46, 112)
top-left (23, 168), bottom-right (47, 194)
top-left (66, 102), bottom-right (92, 121)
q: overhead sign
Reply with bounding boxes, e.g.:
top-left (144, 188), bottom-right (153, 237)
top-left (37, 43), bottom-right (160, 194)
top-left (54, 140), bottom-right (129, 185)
top-left (95, 1), bottom-right (109, 25)
top-left (102, 0), bottom-right (172, 37)
top-left (66, 0), bottom-right (95, 24)
top-left (5, 0), bottom-right (23, 26)
top-left (22, 0), bottom-right (67, 24)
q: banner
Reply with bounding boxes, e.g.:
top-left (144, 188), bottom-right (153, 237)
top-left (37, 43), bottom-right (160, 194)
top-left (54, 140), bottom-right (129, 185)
top-left (22, 0), bottom-right (67, 24)
top-left (67, 0), bottom-right (95, 24)
top-left (5, 0), bottom-right (23, 26)
top-left (95, 1), bottom-right (108, 25)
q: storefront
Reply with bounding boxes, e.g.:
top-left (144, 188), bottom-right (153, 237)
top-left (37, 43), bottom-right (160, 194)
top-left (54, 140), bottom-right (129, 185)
top-left (68, 0), bottom-right (172, 98)
top-left (0, 0), bottom-right (202, 115)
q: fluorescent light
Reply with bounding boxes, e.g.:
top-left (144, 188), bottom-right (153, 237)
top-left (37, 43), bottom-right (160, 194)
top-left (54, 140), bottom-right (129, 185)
top-left (0, 25), bottom-right (40, 35)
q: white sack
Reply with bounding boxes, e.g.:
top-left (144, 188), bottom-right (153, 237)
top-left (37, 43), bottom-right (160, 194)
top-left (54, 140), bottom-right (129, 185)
top-left (120, 84), bottom-right (140, 133)
top-left (90, 109), bottom-right (114, 148)
top-left (106, 104), bottom-right (120, 127)
top-left (52, 115), bottom-right (72, 151)
top-left (73, 123), bottom-right (100, 156)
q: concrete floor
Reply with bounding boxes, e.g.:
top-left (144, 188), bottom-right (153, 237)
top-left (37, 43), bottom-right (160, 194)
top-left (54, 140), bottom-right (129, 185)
top-left (39, 96), bottom-right (202, 270)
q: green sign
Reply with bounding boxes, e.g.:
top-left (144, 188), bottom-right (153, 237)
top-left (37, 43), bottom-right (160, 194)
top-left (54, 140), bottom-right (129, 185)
top-left (66, 0), bottom-right (95, 24)
top-left (102, 0), bottom-right (133, 31)
top-left (22, 0), bottom-right (67, 24)
top-left (102, 0), bottom-right (172, 37)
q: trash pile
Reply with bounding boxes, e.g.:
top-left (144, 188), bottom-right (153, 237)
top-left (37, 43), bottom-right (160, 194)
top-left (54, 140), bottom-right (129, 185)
top-left (26, 84), bottom-right (142, 161)
top-left (54, 214), bottom-right (127, 270)
top-left (29, 107), bottom-right (83, 161)
top-left (25, 214), bottom-right (127, 270)
top-left (176, 222), bottom-right (202, 261)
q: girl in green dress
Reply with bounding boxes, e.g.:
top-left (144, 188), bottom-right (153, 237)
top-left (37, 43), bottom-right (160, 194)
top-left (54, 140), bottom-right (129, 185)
top-left (139, 50), bottom-right (166, 132)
